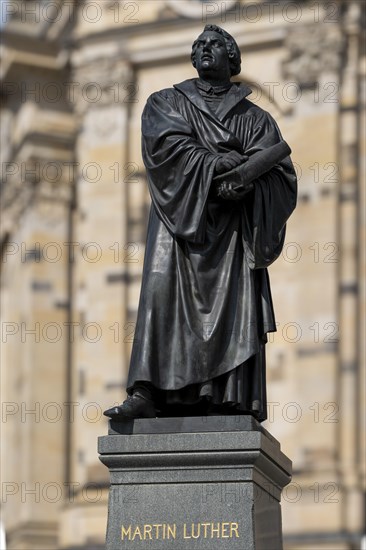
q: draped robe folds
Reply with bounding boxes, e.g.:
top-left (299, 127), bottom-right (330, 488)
top-left (127, 79), bottom-right (297, 420)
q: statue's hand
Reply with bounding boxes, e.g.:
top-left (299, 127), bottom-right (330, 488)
top-left (212, 153), bottom-right (251, 200)
top-left (217, 180), bottom-right (254, 201)
top-left (215, 151), bottom-right (247, 175)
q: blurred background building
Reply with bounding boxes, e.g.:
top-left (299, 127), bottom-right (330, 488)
top-left (0, 0), bottom-right (365, 548)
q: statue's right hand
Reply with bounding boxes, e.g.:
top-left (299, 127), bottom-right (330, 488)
top-left (215, 151), bottom-right (247, 175)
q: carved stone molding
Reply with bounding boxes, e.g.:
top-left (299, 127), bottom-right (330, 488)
top-left (1, 154), bottom-right (73, 239)
top-left (0, 181), bottom-right (33, 238)
top-left (71, 58), bottom-right (134, 113)
top-left (282, 24), bottom-right (344, 88)
top-left (166, 0), bottom-right (237, 19)
top-left (101, 0), bottom-right (124, 8)
top-left (81, 105), bottom-right (128, 149)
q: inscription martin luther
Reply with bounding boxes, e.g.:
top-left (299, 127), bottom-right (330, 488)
top-left (121, 521), bottom-right (240, 541)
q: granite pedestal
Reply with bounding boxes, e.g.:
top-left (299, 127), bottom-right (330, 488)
top-left (98, 416), bottom-right (291, 550)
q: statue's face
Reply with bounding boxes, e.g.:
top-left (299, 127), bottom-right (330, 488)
top-left (194, 31), bottom-right (231, 79)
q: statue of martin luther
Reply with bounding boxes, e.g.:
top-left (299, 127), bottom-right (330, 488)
top-left (104, 24), bottom-right (297, 421)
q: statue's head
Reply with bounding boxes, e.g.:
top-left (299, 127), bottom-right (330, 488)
top-left (191, 24), bottom-right (241, 78)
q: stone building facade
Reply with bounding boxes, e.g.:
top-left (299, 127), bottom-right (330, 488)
top-left (0, 1), bottom-right (365, 549)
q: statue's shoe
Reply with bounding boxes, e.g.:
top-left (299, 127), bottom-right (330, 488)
top-left (103, 394), bottom-right (156, 419)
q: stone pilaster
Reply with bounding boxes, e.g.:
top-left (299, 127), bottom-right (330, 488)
top-left (336, 0), bottom-right (365, 536)
top-left (59, 52), bottom-right (137, 549)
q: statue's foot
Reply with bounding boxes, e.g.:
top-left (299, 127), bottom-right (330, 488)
top-left (103, 393), bottom-right (156, 419)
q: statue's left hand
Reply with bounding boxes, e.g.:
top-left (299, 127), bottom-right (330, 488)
top-left (216, 180), bottom-right (254, 200)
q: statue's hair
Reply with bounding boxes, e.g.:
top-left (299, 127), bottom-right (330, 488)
top-left (191, 24), bottom-right (241, 77)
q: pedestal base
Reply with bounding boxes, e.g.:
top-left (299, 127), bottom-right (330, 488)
top-left (98, 416), bottom-right (291, 550)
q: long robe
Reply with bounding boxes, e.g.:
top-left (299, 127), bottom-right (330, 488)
top-left (127, 79), bottom-right (297, 420)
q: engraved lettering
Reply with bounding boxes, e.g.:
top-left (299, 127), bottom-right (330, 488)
top-left (132, 525), bottom-right (143, 540)
top-left (211, 522), bottom-right (221, 538)
top-left (191, 523), bottom-right (200, 539)
top-left (167, 524), bottom-right (177, 539)
top-left (143, 524), bottom-right (152, 540)
top-left (183, 523), bottom-right (191, 539)
top-left (121, 521), bottom-right (240, 540)
top-left (121, 525), bottom-right (131, 540)
top-left (153, 524), bottom-right (162, 538)
top-left (201, 522), bottom-right (211, 538)
top-left (230, 522), bottom-right (240, 538)
top-left (222, 522), bottom-right (230, 537)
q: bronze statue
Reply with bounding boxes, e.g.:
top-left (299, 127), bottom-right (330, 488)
top-left (104, 25), bottom-right (297, 421)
